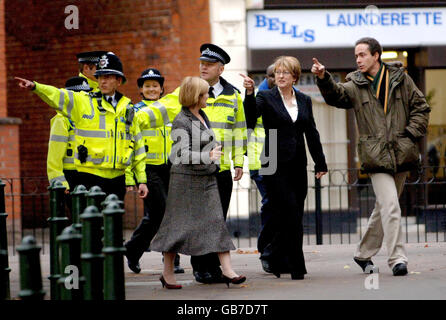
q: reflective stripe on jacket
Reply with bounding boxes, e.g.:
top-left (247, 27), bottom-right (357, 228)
top-left (34, 82), bottom-right (147, 183)
top-left (136, 100), bottom-right (173, 165)
top-left (247, 117), bottom-right (265, 170)
top-left (47, 114), bottom-right (75, 189)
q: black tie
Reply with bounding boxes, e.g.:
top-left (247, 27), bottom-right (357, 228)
top-left (208, 86), bottom-right (214, 99)
top-left (107, 96), bottom-right (113, 106)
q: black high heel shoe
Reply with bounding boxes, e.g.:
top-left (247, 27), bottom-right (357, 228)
top-left (222, 275), bottom-right (246, 288)
top-left (159, 275), bottom-right (182, 289)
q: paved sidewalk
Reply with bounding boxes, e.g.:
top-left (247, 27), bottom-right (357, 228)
top-left (7, 242), bottom-right (446, 300)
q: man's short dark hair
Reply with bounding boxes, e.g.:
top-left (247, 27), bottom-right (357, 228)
top-left (78, 62), bottom-right (96, 73)
top-left (355, 37), bottom-right (382, 63)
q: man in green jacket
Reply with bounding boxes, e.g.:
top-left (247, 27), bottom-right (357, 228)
top-left (312, 37), bottom-right (430, 276)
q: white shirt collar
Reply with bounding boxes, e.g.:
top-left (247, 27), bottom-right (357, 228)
top-left (210, 80), bottom-right (224, 98)
top-left (105, 93), bottom-right (116, 106)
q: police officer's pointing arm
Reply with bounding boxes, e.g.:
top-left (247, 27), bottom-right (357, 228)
top-left (15, 77), bottom-right (85, 124)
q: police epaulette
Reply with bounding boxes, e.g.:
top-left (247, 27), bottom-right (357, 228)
top-left (133, 101), bottom-right (147, 112)
top-left (90, 91), bottom-right (106, 112)
top-left (89, 91), bottom-right (102, 98)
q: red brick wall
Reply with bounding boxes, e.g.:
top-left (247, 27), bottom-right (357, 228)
top-left (1, 0), bottom-right (22, 223)
top-left (0, 122), bottom-right (22, 223)
top-left (0, 0), bottom-right (6, 118)
top-left (5, 0), bottom-right (210, 179)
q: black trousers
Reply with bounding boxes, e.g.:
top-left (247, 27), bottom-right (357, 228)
top-left (190, 169), bottom-right (233, 273)
top-left (75, 172), bottom-right (126, 201)
top-left (63, 169), bottom-right (78, 216)
top-left (125, 164), bottom-right (171, 262)
top-left (259, 163), bottom-right (308, 275)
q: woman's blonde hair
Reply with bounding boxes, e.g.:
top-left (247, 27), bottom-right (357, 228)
top-left (273, 56), bottom-right (301, 82)
top-left (179, 76), bottom-right (209, 107)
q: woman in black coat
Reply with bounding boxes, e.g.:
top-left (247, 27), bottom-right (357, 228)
top-left (244, 56), bottom-right (328, 280)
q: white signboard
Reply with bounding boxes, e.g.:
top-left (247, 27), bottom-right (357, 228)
top-left (247, 7), bottom-right (446, 48)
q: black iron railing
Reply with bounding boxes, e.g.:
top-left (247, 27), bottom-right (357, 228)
top-left (2, 166), bottom-right (446, 254)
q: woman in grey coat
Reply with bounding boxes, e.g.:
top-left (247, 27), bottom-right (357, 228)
top-left (150, 76), bottom-right (246, 289)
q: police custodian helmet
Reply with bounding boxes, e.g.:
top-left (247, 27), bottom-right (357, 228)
top-left (137, 68), bottom-right (165, 88)
top-left (94, 52), bottom-right (127, 84)
top-left (65, 76), bottom-right (92, 92)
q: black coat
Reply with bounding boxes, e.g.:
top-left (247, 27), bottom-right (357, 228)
top-left (245, 86), bottom-right (327, 172)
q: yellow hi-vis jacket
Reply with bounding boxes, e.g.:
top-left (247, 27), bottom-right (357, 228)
top-left (79, 73), bottom-right (100, 93)
top-left (34, 82), bottom-right (147, 185)
top-left (157, 77), bottom-right (247, 172)
top-left (134, 100), bottom-right (173, 166)
top-left (247, 116), bottom-right (265, 171)
top-left (124, 99), bottom-right (174, 186)
top-left (46, 114), bottom-right (76, 189)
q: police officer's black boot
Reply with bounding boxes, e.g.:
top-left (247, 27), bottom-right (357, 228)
top-left (125, 244), bottom-right (141, 274)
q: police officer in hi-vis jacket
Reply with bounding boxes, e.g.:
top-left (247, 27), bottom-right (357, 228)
top-left (124, 68), bottom-right (184, 274)
top-left (16, 52), bottom-right (148, 201)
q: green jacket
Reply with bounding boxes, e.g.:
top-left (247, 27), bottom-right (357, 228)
top-left (317, 63), bottom-right (430, 173)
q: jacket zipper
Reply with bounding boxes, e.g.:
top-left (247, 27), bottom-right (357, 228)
top-left (113, 117), bottom-right (118, 169)
top-left (163, 125), bottom-right (167, 164)
top-left (369, 79), bottom-right (400, 172)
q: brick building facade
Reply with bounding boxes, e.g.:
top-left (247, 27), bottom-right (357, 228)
top-left (1, 0), bottom-right (211, 227)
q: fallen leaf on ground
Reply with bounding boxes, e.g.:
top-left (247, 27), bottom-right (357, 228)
top-left (240, 284), bottom-right (248, 288)
top-left (410, 271), bottom-right (421, 274)
top-left (344, 265), bottom-right (351, 269)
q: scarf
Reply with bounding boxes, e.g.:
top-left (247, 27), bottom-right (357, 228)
top-left (366, 64), bottom-right (390, 114)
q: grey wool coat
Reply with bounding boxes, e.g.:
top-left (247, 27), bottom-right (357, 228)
top-left (150, 107), bottom-right (235, 256)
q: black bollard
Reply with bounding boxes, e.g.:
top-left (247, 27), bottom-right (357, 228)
top-left (80, 205), bottom-right (104, 300)
top-left (86, 186), bottom-right (107, 209)
top-left (71, 185), bottom-right (88, 233)
top-left (0, 179), bottom-right (11, 300)
top-left (48, 180), bottom-right (69, 300)
top-left (87, 186), bottom-right (107, 243)
top-left (102, 201), bottom-right (126, 300)
top-left (57, 225), bottom-right (83, 300)
top-left (101, 194), bottom-right (124, 210)
top-left (16, 236), bottom-right (46, 300)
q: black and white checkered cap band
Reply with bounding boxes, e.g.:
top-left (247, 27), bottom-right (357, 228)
top-left (78, 57), bottom-right (100, 63)
top-left (96, 69), bottom-right (125, 77)
top-left (202, 48), bottom-right (225, 62)
top-left (66, 84), bottom-right (91, 91)
top-left (142, 73), bottom-right (161, 78)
